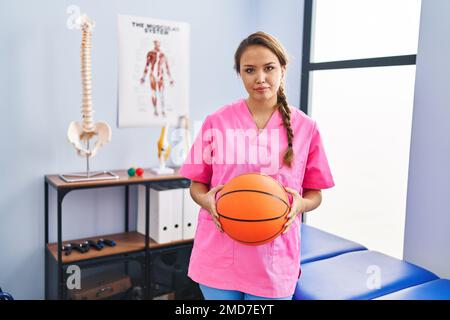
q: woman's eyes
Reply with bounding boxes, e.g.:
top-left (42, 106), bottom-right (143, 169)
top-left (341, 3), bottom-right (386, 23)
top-left (244, 66), bottom-right (275, 73)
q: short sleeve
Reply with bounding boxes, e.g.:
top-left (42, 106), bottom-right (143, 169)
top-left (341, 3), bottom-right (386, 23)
top-left (302, 122), bottom-right (335, 190)
top-left (179, 116), bottom-right (213, 185)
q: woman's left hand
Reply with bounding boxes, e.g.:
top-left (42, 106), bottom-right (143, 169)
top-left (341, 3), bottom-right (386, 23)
top-left (282, 187), bottom-right (306, 234)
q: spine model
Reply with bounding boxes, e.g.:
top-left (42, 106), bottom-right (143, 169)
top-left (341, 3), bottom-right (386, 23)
top-left (67, 14), bottom-right (111, 158)
top-left (80, 19), bottom-right (95, 136)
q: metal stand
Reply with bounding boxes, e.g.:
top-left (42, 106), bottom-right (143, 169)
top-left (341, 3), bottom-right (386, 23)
top-left (149, 166), bottom-right (175, 175)
top-left (59, 171), bottom-right (119, 183)
top-left (59, 141), bottom-right (119, 183)
top-left (149, 161), bottom-right (175, 175)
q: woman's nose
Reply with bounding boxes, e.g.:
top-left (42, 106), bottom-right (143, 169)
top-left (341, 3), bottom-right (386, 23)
top-left (256, 71), bottom-right (266, 83)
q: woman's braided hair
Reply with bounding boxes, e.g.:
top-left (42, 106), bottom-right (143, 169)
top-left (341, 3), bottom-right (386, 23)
top-left (234, 31), bottom-right (294, 167)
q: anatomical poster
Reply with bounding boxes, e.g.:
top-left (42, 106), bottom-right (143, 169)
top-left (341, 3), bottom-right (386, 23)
top-left (117, 15), bottom-right (190, 127)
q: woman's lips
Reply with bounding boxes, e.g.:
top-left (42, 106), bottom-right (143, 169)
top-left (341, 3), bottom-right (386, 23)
top-left (255, 87), bottom-right (269, 93)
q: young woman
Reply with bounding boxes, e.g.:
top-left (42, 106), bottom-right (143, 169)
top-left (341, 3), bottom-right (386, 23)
top-left (179, 31), bottom-right (334, 300)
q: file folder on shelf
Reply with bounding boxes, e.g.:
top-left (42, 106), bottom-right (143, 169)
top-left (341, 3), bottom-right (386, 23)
top-left (182, 188), bottom-right (200, 239)
top-left (137, 186), bottom-right (183, 243)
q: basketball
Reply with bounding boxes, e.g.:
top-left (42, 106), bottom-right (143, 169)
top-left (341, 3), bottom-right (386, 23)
top-left (216, 173), bottom-right (290, 246)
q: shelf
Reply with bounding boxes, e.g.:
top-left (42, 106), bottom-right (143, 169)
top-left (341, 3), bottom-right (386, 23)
top-left (47, 232), bottom-right (193, 264)
top-left (45, 168), bottom-right (187, 190)
top-left (45, 168), bottom-right (196, 299)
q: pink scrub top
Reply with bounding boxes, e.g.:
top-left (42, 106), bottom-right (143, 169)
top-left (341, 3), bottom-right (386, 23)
top-left (179, 98), bottom-right (334, 298)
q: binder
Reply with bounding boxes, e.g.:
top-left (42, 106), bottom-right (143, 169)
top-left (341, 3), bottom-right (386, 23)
top-left (137, 185), bottom-right (183, 243)
top-left (182, 188), bottom-right (200, 239)
top-left (170, 188), bottom-right (184, 241)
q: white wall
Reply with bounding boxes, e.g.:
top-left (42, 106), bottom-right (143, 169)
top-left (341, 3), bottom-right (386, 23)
top-left (404, 0), bottom-right (450, 278)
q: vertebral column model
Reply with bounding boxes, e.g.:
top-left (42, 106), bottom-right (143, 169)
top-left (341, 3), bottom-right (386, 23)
top-left (67, 14), bottom-right (112, 158)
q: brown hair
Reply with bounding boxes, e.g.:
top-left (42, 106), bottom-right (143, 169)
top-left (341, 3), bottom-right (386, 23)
top-left (234, 31), bottom-right (294, 167)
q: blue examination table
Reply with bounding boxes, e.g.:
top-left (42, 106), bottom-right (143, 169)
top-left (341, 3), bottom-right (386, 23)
top-left (296, 224), bottom-right (449, 300)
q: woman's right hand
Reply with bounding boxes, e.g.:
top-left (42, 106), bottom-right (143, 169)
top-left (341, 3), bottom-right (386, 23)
top-left (198, 185), bottom-right (225, 232)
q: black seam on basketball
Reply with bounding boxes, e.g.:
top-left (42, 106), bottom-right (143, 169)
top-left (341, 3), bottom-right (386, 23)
top-left (217, 189), bottom-right (289, 208)
top-left (218, 204), bottom-right (289, 222)
top-left (228, 228), bottom-right (284, 244)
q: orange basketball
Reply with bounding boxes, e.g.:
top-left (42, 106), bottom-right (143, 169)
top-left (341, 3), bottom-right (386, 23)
top-left (216, 173), bottom-right (290, 246)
